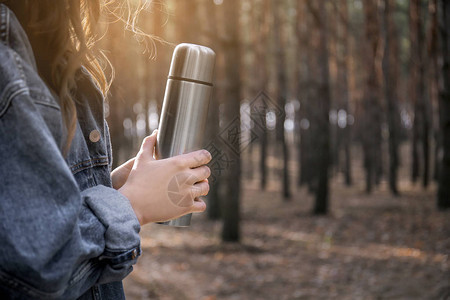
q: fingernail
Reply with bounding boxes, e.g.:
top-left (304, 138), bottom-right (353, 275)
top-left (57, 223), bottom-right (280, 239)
top-left (152, 129), bottom-right (158, 135)
top-left (204, 150), bottom-right (212, 160)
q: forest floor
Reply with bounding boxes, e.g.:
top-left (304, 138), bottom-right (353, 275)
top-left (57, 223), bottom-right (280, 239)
top-left (123, 147), bottom-right (450, 300)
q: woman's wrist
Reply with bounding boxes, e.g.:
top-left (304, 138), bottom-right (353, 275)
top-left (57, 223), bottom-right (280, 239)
top-left (118, 185), bottom-right (145, 226)
top-left (111, 158), bottom-right (135, 190)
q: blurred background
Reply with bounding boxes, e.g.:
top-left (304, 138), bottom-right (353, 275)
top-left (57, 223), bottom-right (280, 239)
top-left (101, 0), bottom-right (449, 299)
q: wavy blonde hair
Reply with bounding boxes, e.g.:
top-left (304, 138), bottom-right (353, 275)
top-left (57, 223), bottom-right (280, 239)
top-left (6, 0), bottom-right (170, 155)
top-left (9, 0), bottom-right (109, 154)
top-left (7, 0), bottom-right (165, 153)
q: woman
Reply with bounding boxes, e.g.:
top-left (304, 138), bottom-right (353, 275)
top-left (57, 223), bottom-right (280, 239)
top-left (0, 1), bottom-right (211, 299)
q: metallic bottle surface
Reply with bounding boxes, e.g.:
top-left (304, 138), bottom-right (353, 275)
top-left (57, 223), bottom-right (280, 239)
top-left (156, 43), bottom-right (216, 227)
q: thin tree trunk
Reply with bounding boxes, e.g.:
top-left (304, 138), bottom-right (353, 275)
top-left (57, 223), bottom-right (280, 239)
top-left (273, 0), bottom-right (291, 200)
top-left (412, 105), bottom-right (421, 183)
top-left (256, 0), bottom-right (270, 190)
top-left (152, 1), bottom-right (166, 109)
top-left (302, 1), bottom-right (317, 191)
top-left (260, 113), bottom-right (268, 190)
top-left (410, 0), bottom-right (431, 188)
top-left (306, 0), bottom-right (331, 215)
top-left (383, 0), bottom-right (401, 195)
top-left (429, 0), bottom-right (441, 182)
top-left (105, 21), bottom-right (126, 169)
top-left (221, 0), bottom-right (241, 242)
top-left (337, 0), bottom-right (352, 186)
top-left (201, 0), bottom-right (221, 220)
top-left (417, 1), bottom-right (431, 188)
top-left (296, 0), bottom-right (308, 188)
top-left (437, 0), bottom-right (450, 209)
top-left (410, 0), bottom-right (430, 186)
top-left (175, 0), bottom-right (200, 44)
top-left (362, 0), bottom-right (383, 194)
top-left (143, 8), bottom-right (154, 137)
top-left (328, 7), bottom-right (339, 175)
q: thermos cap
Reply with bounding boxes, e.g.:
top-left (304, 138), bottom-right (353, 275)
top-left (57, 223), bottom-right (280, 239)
top-left (168, 43), bottom-right (216, 85)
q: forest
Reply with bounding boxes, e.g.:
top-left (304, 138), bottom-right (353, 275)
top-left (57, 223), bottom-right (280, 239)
top-left (100, 0), bottom-right (449, 299)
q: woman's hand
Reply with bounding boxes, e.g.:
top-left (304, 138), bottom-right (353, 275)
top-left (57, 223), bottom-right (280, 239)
top-left (118, 130), bottom-right (212, 225)
top-left (111, 158), bottom-right (135, 190)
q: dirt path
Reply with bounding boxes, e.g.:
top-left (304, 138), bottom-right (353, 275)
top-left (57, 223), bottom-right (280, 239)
top-left (123, 174), bottom-right (450, 299)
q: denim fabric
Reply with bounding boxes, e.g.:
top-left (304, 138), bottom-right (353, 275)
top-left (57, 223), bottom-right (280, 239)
top-left (78, 281), bottom-right (126, 300)
top-left (0, 4), bottom-right (141, 299)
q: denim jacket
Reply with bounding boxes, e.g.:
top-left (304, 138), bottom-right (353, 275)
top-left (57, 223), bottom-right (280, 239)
top-left (0, 4), bottom-right (141, 299)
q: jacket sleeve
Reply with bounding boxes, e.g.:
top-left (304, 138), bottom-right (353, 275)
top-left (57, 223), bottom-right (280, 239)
top-left (0, 85), bottom-right (141, 298)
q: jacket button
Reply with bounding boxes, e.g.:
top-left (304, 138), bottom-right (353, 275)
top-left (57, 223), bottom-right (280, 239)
top-left (89, 130), bottom-right (101, 143)
top-left (131, 248), bottom-right (138, 259)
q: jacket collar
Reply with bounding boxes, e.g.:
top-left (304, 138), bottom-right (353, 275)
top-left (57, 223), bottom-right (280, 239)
top-left (0, 4), bottom-right (37, 71)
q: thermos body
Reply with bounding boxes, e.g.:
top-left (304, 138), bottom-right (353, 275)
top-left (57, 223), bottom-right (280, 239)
top-left (156, 43), bottom-right (216, 227)
top-left (157, 80), bottom-right (212, 158)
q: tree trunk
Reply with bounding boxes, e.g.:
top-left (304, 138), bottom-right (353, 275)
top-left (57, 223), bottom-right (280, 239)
top-left (337, 0), bottom-right (352, 186)
top-left (221, 0), bottom-right (242, 242)
top-left (429, 0), bottom-right (441, 183)
top-left (382, 0), bottom-right (401, 195)
top-left (412, 105), bottom-right (421, 183)
top-left (410, 0), bottom-right (420, 184)
top-left (301, 1), bottom-right (317, 191)
top-left (418, 0), bottom-right (431, 188)
top-left (256, 0), bottom-right (270, 191)
top-left (362, 0), bottom-right (383, 194)
top-left (305, 0), bottom-right (331, 214)
top-left (296, 0), bottom-right (308, 188)
top-left (151, 1), bottom-right (166, 110)
top-left (410, 0), bottom-right (431, 187)
top-left (201, 0), bottom-right (221, 220)
top-left (175, 0), bottom-right (200, 44)
top-left (437, 0), bottom-right (450, 209)
top-left (273, 0), bottom-right (291, 200)
top-left (105, 20), bottom-right (127, 169)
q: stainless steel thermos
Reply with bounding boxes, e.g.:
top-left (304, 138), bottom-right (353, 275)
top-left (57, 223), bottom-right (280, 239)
top-left (156, 43), bottom-right (216, 227)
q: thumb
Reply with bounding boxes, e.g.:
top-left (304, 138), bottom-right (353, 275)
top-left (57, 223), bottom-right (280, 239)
top-left (139, 130), bottom-right (158, 160)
